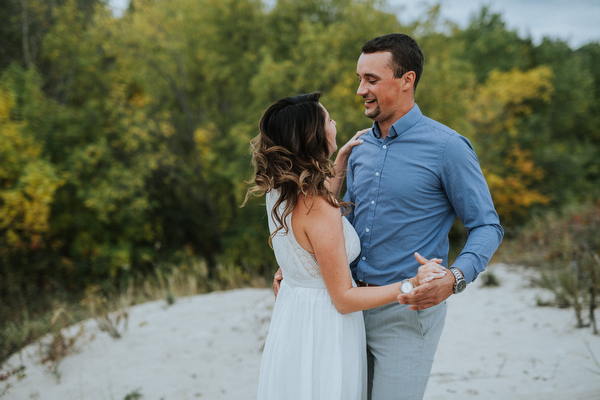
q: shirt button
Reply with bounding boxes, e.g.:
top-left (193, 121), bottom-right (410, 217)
top-left (371, 200), bottom-right (375, 204)
top-left (362, 256), bottom-right (366, 261)
top-left (375, 172), bottom-right (380, 176)
top-left (383, 145), bottom-right (387, 149)
top-left (366, 228), bottom-right (370, 232)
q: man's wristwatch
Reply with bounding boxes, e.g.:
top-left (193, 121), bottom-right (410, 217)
top-left (449, 267), bottom-right (467, 294)
top-left (400, 279), bottom-right (414, 294)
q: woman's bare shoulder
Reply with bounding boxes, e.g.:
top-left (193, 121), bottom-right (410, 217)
top-left (295, 194), bottom-right (341, 226)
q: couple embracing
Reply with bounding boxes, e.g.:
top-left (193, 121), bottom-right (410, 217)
top-left (244, 33), bottom-right (504, 400)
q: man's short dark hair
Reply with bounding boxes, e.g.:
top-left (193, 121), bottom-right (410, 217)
top-left (361, 33), bottom-right (424, 91)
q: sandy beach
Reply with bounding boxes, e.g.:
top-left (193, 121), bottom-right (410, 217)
top-left (2, 263), bottom-right (600, 399)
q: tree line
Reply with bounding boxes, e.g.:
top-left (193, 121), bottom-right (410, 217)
top-left (1, 0), bottom-right (599, 332)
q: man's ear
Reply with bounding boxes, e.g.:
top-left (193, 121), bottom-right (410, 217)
top-left (402, 71), bottom-right (416, 91)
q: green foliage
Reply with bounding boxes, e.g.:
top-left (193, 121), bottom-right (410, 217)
top-left (467, 67), bottom-right (554, 226)
top-left (0, 71), bottom-right (63, 255)
top-left (456, 7), bottom-right (533, 83)
top-left (526, 41), bottom-right (600, 207)
top-left (1, 0), bottom-right (600, 364)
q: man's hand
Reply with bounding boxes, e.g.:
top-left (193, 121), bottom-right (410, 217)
top-left (273, 268), bottom-right (283, 298)
top-left (397, 252), bottom-right (455, 310)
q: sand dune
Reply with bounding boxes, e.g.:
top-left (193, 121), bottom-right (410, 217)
top-left (2, 264), bottom-right (600, 399)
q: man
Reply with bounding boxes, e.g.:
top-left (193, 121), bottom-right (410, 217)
top-left (345, 33), bottom-right (504, 399)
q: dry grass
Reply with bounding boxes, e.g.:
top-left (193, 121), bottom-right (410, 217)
top-left (1, 256), bottom-right (270, 387)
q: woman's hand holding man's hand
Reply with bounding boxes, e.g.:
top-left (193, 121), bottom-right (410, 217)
top-left (413, 252), bottom-right (446, 285)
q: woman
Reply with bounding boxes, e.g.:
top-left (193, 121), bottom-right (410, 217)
top-left (245, 92), bottom-right (445, 400)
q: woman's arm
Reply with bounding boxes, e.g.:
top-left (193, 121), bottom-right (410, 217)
top-left (299, 196), bottom-right (445, 314)
top-left (326, 129), bottom-right (369, 199)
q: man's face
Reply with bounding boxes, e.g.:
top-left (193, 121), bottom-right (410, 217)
top-left (356, 52), bottom-right (405, 126)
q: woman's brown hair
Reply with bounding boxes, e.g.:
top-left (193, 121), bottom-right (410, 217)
top-left (244, 92), bottom-right (349, 243)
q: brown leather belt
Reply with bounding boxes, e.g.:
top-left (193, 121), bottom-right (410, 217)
top-left (357, 281), bottom-right (379, 287)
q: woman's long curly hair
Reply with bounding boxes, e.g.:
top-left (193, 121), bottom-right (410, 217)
top-left (244, 92), bottom-right (349, 243)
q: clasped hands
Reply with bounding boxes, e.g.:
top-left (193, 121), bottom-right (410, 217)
top-left (397, 252), bottom-right (455, 310)
top-left (272, 251), bottom-right (456, 310)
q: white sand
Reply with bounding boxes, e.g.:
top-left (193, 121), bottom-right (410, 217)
top-left (2, 264), bottom-right (600, 400)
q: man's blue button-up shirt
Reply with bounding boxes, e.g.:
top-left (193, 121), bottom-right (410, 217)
top-left (344, 104), bottom-right (504, 285)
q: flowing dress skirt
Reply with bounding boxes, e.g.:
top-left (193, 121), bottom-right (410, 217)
top-left (256, 279), bottom-right (367, 400)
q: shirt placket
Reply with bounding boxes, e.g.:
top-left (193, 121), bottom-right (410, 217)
top-left (360, 139), bottom-right (390, 271)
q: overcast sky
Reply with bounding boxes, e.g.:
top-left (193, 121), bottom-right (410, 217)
top-left (386, 0), bottom-right (600, 48)
top-left (108, 0), bottom-right (600, 48)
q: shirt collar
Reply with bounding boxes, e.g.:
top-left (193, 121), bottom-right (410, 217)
top-left (371, 104), bottom-right (423, 139)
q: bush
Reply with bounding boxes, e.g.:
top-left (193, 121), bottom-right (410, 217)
top-left (507, 201), bottom-right (600, 333)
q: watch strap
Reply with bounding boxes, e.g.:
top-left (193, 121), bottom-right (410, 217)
top-left (449, 267), bottom-right (466, 294)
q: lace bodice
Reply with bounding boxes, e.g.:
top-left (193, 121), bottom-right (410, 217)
top-left (266, 190), bottom-right (361, 289)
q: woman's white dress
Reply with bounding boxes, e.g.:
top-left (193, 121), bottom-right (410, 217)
top-left (256, 191), bottom-right (367, 400)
